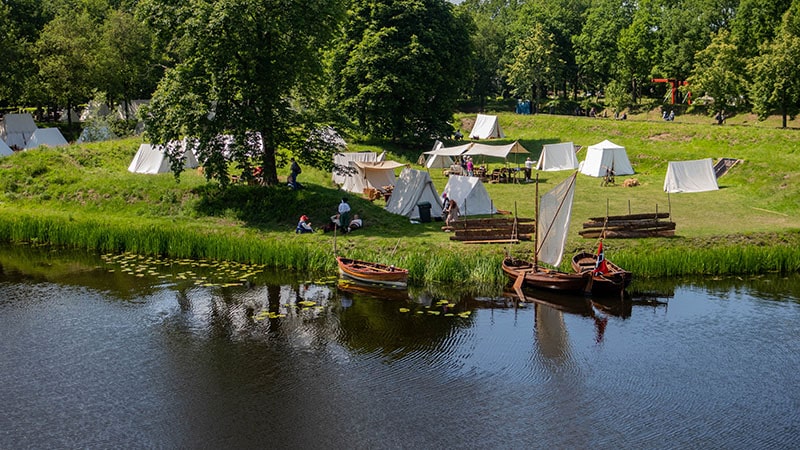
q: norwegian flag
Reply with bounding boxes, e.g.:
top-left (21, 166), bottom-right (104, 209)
top-left (593, 240), bottom-right (609, 275)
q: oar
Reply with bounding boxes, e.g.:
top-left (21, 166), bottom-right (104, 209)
top-left (513, 272), bottom-right (525, 299)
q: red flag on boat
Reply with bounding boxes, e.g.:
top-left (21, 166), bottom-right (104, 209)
top-left (593, 240), bottom-right (609, 274)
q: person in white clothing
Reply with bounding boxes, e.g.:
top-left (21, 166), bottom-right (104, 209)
top-left (337, 197), bottom-right (351, 233)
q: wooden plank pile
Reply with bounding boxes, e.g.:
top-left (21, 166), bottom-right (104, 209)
top-left (579, 212), bottom-right (675, 238)
top-left (444, 217), bottom-right (535, 244)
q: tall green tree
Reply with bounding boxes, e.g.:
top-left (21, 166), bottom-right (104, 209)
top-left (0, 3), bottom-right (25, 104)
top-left (30, 10), bottom-right (97, 121)
top-left (572, 0), bottom-right (633, 94)
top-left (749, 3), bottom-right (800, 128)
top-left (687, 29), bottom-right (747, 108)
top-left (615, 0), bottom-right (659, 102)
top-left (506, 23), bottom-right (561, 111)
top-left (139, 0), bottom-right (344, 186)
top-left (331, 0), bottom-right (472, 142)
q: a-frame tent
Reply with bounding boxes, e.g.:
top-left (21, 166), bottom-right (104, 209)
top-left (663, 158), bottom-right (719, 193)
top-left (418, 140), bottom-right (454, 169)
top-left (469, 114), bottom-right (505, 139)
top-left (442, 175), bottom-right (497, 216)
top-left (579, 139), bottom-right (634, 177)
top-left (128, 142), bottom-right (199, 174)
top-left (25, 128), bottom-right (68, 149)
top-left (0, 139), bottom-right (13, 156)
top-left (332, 152), bottom-right (378, 185)
top-left (1, 113), bottom-right (37, 149)
top-left (341, 160), bottom-right (406, 194)
top-left (536, 142), bottom-right (579, 171)
top-left (385, 168), bottom-right (443, 220)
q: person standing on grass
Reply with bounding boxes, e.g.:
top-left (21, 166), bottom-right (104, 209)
top-left (338, 197), bottom-right (351, 233)
top-left (289, 157), bottom-right (302, 189)
top-left (524, 157), bottom-right (533, 181)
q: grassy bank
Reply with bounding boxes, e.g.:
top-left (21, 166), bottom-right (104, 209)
top-left (1, 112), bottom-right (799, 286)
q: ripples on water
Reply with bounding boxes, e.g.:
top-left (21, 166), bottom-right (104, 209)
top-left (1, 248), bottom-right (799, 449)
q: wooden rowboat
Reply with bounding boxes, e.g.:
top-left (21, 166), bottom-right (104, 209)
top-left (571, 251), bottom-right (633, 296)
top-left (502, 257), bottom-right (589, 294)
top-left (336, 256), bottom-right (409, 288)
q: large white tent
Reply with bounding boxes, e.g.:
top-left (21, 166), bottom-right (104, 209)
top-left (0, 139), bottom-right (13, 156)
top-left (385, 168), bottom-right (443, 220)
top-left (663, 158), bottom-right (719, 193)
top-left (536, 142), bottom-right (579, 171)
top-left (443, 175), bottom-right (497, 216)
top-left (26, 128), bottom-right (68, 149)
top-left (1, 113), bottom-right (37, 149)
top-left (579, 139), bottom-right (634, 177)
top-left (128, 142), bottom-right (199, 174)
top-left (418, 140), bottom-right (453, 169)
top-left (469, 114), bottom-right (505, 139)
top-left (341, 160), bottom-right (406, 194)
top-left (332, 152), bottom-right (378, 185)
top-left (464, 141), bottom-right (529, 159)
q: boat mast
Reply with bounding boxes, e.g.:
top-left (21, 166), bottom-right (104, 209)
top-left (534, 173), bottom-right (539, 268)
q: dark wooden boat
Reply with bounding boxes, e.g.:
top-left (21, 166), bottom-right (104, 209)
top-left (571, 251), bottom-right (633, 296)
top-left (336, 256), bottom-right (409, 288)
top-left (502, 257), bottom-right (589, 294)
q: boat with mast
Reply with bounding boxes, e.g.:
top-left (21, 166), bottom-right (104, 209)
top-left (502, 172), bottom-right (589, 296)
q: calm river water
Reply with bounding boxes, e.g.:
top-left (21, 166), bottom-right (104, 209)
top-left (1, 245), bottom-right (798, 449)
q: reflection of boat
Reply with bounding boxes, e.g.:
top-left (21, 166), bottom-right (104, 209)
top-left (336, 257), bottom-right (409, 288)
top-left (337, 279), bottom-right (410, 301)
top-left (590, 295), bottom-right (632, 318)
top-left (572, 250), bottom-right (632, 296)
top-left (503, 289), bottom-right (593, 316)
top-left (503, 172), bottom-right (589, 295)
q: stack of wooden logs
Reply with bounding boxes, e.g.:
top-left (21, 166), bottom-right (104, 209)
top-left (444, 217), bottom-right (535, 244)
top-left (579, 212), bottom-right (675, 238)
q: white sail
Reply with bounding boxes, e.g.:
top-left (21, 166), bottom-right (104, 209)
top-left (537, 172), bottom-right (577, 267)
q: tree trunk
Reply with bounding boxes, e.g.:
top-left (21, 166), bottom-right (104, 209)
top-left (781, 90), bottom-right (788, 129)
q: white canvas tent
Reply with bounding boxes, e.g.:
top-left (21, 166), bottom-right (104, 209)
top-left (1, 113), bottom-right (37, 149)
top-left (464, 141), bottom-right (529, 159)
top-left (26, 128), bottom-right (68, 149)
top-left (341, 160), bottom-right (405, 194)
top-left (579, 139), bottom-right (634, 177)
top-left (385, 168), bottom-right (443, 220)
top-left (128, 142), bottom-right (199, 174)
top-left (536, 142), bottom-right (579, 171)
top-left (442, 175), bottom-right (497, 216)
top-left (77, 125), bottom-right (117, 143)
top-left (332, 152), bottom-right (377, 185)
top-left (663, 158), bottom-right (719, 193)
top-left (419, 140), bottom-right (454, 168)
top-left (0, 139), bottom-right (13, 156)
top-left (469, 114), bottom-right (505, 139)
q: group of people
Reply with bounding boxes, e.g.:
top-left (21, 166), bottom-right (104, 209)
top-left (295, 197), bottom-right (363, 234)
top-left (662, 109), bottom-right (676, 121)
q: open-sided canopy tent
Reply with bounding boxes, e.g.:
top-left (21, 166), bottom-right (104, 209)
top-left (128, 142), bottom-right (199, 174)
top-left (341, 160), bottom-right (406, 194)
top-left (464, 141), bottom-right (529, 159)
top-left (536, 142), bottom-right (579, 171)
top-left (443, 175), bottom-right (497, 216)
top-left (469, 114), bottom-right (505, 139)
top-left (418, 140), bottom-right (454, 169)
top-left (1, 113), bottom-right (37, 149)
top-left (579, 139), bottom-right (634, 177)
top-left (663, 158), bottom-right (719, 193)
top-left (25, 128), bottom-right (68, 149)
top-left (385, 168), bottom-right (443, 220)
top-left (0, 139), bottom-right (13, 156)
top-left (332, 152), bottom-right (377, 185)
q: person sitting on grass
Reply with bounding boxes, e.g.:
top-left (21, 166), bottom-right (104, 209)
top-left (295, 215), bottom-right (313, 234)
top-left (348, 214), bottom-right (363, 232)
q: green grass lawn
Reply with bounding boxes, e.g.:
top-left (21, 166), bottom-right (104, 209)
top-left (1, 111), bottom-right (799, 282)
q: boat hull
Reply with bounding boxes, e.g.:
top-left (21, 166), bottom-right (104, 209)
top-left (336, 257), bottom-right (409, 288)
top-left (571, 252), bottom-right (633, 296)
top-left (502, 257), bottom-right (589, 293)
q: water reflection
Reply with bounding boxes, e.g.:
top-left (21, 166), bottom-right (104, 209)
top-left (1, 244), bottom-right (800, 449)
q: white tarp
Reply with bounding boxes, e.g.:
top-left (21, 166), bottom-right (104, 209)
top-left (536, 142), bottom-right (579, 171)
top-left (26, 128), bottom-right (68, 149)
top-left (663, 158), bottom-right (719, 193)
top-left (579, 139), bottom-right (634, 177)
top-left (128, 142), bottom-right (199, 174)
top-left (426, 142), bottom-right (474, 156)
top-left (332, 152), bottom-right (377, 185)
top-left (341, 160), bottom-right (405, 194)
top-left (464, 141), bottom-right (529, 159)
top-left (469, 114), bottom-right (505, 139)
top-left (443, 175), bottom-right (497, 216)
top-left (537, 172), bottom-right (577, 267)
top-left (1, 113), bottom-right (37, 149)
top-left (0, 139), bottom-right (13, 156)
top-left (385, 168), bottom-right (443, 220)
